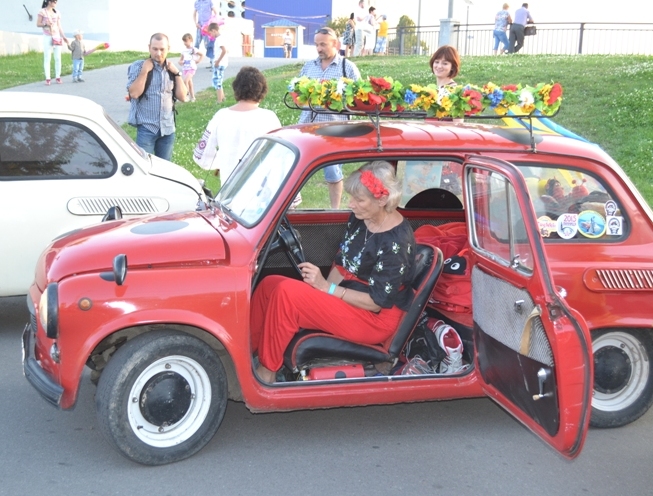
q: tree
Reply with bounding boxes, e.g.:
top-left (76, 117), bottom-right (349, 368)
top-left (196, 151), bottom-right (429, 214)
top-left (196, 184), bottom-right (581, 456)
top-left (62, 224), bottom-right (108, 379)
top-left (327, 16), bottom-right (349, 37)
top-left (389, 15), bottom-right (429, 55)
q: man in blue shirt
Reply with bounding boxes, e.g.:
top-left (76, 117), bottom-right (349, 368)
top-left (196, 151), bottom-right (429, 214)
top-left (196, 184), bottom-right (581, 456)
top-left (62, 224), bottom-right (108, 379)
top-left (127, 33), bottom-right (187, 161)
top-left (298, 27), bottom-right (361, 208)
top-left (508, 3), bottom-right (534, 53)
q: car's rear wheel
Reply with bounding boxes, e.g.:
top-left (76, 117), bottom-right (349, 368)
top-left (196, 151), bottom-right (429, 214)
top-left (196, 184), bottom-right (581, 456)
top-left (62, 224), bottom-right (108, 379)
top-left (96, 330), bottom-right (227, 465)
top-left (591, 329), bottom-right (653, 428)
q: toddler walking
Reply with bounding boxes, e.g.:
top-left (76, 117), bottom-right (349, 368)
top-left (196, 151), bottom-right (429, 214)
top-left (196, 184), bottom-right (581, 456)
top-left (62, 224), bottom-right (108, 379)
top-left (179, 33), bottom-right (204, 102)
top-left (67, 30), bottom-right (96, 82)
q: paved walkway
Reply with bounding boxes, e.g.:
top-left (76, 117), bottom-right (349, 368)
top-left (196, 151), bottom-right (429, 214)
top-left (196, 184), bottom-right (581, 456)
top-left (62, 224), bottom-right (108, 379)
top-left (4, 57), bottom-right (303, 125)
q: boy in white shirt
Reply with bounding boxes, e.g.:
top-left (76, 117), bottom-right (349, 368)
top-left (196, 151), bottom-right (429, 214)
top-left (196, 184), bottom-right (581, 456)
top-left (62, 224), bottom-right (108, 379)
top-left (208, 23), bottom-right (228, 104)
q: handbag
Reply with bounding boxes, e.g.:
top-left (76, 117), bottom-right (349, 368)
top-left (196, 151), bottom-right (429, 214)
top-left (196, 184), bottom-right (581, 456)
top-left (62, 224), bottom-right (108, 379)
top-left (524, 25), bottom-right (537, 36)
top-left (52, 36), bottom-right (63, 45)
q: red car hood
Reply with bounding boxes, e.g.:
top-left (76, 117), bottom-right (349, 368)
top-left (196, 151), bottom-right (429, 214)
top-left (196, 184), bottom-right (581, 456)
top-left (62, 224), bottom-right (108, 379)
top-left (36, 211), bottom-right (225, 288)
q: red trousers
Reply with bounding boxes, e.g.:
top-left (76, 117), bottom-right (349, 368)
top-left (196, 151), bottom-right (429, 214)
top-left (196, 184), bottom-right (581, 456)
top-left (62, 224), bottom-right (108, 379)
top-left (250, 275), bottom-right (405, 371)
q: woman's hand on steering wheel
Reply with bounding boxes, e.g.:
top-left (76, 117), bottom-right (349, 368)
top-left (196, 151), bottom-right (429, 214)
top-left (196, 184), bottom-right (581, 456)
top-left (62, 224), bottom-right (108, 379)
top-left (298, 262), bottom-right (327, 291)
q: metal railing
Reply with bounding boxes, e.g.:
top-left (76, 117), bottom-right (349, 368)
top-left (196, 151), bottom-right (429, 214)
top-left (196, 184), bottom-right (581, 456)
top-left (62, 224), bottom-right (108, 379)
top-left (386, 23), bottom-right (653, 56)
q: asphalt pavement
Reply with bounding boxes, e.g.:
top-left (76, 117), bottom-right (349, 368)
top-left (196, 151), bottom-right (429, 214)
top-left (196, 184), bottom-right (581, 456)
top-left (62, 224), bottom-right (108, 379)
top-left (4, 56), bottom-right (304, 125)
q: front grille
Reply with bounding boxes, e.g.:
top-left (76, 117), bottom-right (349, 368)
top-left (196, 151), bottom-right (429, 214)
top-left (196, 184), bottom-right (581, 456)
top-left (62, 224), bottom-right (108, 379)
top-left (595, 269), bottom-right (653, 290)
top-left (67, 197), bottom-right (168, 215)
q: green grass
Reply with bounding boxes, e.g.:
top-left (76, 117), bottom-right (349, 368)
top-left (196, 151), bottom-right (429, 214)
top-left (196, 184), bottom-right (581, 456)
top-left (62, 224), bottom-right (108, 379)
top-left (3, 52), bottom-right (652, 204)
top-left (169, 54), bottom-right (653, 203)
top-left (0, 50), bottom-right (150, 90)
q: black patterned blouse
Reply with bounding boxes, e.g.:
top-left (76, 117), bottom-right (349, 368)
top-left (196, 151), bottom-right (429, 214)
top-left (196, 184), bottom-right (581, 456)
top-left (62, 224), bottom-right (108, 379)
top-left (335, 213), bottom-right (416, 311)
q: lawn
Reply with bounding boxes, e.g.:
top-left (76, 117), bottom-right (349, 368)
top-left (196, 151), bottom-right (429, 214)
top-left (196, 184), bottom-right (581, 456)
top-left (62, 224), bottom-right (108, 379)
top-left (2, 51), bottom-right (652, 204)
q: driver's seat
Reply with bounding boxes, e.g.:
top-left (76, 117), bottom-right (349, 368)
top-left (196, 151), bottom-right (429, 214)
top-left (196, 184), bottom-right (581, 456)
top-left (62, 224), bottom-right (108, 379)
top-left (283, 244), bottom-right (443, 371)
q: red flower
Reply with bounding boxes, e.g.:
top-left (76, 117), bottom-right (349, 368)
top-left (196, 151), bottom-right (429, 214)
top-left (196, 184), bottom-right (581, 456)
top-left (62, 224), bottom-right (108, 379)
top-left (360, 170), bottom-right (389, 198)
top-left (367, 93), bottom-right (387, 105)
top-left (502, 84), bottom-right (518, 91)
top-left (547, 83), bottom-right (563, 105)
top-left (463, 89), bottom-right (483, 115)
top-left (369, 76), bottom-right (392, 92)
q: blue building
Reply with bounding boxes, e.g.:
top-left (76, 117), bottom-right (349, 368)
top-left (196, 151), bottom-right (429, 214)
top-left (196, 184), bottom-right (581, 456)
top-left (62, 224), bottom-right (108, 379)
top-left (245, 0), bottom-right (332, 44)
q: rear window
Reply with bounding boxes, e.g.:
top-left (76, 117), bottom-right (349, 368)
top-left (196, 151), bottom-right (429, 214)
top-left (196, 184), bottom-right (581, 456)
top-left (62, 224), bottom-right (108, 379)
top-left (0, 119), bottom-right (116, 179)
top-left (516, 163), bottom-right (627, 241)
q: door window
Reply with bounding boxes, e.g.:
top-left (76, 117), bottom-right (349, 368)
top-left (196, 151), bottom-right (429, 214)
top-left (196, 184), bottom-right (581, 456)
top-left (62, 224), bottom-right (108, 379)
top-left (0, 119), bottom-right (115, 179)
top-left (469, 168), bottom-right (533, 272)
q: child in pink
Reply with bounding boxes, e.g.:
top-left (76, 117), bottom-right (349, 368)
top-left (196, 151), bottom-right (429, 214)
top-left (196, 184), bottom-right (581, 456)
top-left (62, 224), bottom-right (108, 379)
top-left (179, 33), bottom-right (204, 102)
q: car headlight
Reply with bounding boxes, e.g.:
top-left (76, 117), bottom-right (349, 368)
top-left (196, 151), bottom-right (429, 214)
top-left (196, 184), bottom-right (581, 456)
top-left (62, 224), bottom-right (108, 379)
top-left (38, 283), bottom-right (59, 339)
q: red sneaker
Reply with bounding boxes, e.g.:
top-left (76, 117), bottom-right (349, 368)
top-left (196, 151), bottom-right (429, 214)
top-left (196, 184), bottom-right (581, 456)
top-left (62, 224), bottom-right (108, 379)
top-left (56, 78), bottom-right (62, 84)
top-left (45, 79), bottom-right (51, 86)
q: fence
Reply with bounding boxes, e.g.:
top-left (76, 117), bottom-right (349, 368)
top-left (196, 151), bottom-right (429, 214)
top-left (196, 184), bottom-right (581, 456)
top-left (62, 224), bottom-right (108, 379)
top-left (386, 23), bottom-right (653, 57)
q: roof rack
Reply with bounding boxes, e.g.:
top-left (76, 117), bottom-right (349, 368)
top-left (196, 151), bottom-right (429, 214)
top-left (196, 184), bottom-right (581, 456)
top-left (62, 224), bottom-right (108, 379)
top-left (283, 92), bottom-right (559, 153)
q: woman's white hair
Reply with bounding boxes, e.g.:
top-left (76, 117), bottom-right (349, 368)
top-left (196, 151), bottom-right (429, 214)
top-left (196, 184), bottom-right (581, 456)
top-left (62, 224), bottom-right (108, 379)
top-left (344, 160), bottom-right (402, 212)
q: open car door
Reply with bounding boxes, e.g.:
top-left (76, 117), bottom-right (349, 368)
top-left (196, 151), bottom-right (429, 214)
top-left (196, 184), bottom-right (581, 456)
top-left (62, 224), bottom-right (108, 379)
top-left (463, 155), bottom-right (593, 458)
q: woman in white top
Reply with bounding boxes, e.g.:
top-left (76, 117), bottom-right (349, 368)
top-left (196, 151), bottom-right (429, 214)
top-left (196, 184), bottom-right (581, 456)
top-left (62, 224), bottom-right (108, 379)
top-left (193, 66), bottom-right (281, 183)
top-left (37, 0), bottom-right (68, 85)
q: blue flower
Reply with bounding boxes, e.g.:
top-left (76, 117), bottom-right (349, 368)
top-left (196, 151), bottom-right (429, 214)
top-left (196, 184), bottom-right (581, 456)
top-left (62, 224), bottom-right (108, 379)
top-left (488, 89), bottom-right (504, 107)
top-left (404, 89), bottom-right (417, 105)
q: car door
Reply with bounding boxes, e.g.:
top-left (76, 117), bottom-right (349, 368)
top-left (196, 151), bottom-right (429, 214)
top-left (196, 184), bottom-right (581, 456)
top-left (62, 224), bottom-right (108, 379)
top-left (463, 155), bottom-right (593, 458)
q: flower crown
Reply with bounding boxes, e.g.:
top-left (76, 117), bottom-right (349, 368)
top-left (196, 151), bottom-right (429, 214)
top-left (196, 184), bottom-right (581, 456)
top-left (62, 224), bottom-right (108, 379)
top-left (360, 170), bottom-right (389, 199)
top-left (288, 76), bottom-right (563, 118)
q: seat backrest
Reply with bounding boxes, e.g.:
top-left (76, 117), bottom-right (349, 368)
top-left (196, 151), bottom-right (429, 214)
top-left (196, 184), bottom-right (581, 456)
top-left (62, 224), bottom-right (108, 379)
top-left (387, 244), bottom-right (444, 357)
top-left (404, 188), bottom-right (463, 210)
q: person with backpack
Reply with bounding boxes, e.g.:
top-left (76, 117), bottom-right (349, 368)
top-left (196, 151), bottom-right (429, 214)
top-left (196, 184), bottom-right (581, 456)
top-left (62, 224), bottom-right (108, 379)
top-left (297, 26), bottom-right (361, 208)
top-left (127, 33), bottom-right (187, 161)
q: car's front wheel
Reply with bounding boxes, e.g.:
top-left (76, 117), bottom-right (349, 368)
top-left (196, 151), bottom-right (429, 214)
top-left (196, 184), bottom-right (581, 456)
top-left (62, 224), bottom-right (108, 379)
top-left (591, 328), bottom-right (653, 428)
top-left (96, 330), bottom-right (228, 465)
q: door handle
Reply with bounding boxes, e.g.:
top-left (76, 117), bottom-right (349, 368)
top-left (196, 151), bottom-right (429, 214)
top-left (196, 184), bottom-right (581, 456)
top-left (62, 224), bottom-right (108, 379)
top-left (532, 367), bottom-right (552, 401)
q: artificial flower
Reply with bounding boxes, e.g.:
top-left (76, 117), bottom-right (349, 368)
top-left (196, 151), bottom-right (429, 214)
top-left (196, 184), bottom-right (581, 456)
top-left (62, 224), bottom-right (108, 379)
top-left (286, 77), bottom-right (563, 118)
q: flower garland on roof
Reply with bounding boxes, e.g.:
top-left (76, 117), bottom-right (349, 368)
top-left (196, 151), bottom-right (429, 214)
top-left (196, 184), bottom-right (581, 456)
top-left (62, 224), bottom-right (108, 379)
top-left (287, 76), bottom-right (563, 118)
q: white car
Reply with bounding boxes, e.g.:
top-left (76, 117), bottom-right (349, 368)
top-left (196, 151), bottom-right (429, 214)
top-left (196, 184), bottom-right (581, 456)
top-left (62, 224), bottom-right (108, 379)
top-left (0, 92), bottom-right (206, 296)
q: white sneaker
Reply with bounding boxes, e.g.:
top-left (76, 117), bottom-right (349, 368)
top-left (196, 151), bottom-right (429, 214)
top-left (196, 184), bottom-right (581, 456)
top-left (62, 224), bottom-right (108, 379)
top-left (435, 323), bottom-right (468, 374)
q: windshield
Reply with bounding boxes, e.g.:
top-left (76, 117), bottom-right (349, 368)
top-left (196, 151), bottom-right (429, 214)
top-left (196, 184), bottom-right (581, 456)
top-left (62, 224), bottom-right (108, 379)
top-left (216, 138), bottom-right (296, 226)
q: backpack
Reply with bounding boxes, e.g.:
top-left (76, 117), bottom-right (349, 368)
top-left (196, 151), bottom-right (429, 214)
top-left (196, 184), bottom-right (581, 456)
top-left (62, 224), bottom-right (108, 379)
top-left (137, 60), bottom-right (178, 121)
top-left (414, 222), bottom-right (472, 314)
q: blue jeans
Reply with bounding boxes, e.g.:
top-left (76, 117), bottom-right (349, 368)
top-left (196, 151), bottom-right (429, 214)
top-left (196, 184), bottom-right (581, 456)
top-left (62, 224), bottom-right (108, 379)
top-left (196, 27), bottom-right (215, 61)
top-left (72, 58), bottom-right (84, 79)
top-left (136, 126), bottom-right (175, 161)
top-left (493, 29), bottom-right (509, 52)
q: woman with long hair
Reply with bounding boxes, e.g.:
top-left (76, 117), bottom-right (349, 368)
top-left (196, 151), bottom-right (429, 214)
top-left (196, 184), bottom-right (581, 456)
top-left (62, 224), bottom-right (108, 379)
top-left (37, 0), bottom-right (68, 85)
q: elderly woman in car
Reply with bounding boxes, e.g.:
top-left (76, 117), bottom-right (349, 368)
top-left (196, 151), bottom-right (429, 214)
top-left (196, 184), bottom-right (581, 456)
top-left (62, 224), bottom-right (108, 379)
top-left (251, 161), bottom-right (416, 383)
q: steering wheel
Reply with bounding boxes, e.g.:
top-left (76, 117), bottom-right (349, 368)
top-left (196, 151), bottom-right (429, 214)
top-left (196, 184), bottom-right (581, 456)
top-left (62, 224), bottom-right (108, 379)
top-left (271, 216), bottom-right (305, 276)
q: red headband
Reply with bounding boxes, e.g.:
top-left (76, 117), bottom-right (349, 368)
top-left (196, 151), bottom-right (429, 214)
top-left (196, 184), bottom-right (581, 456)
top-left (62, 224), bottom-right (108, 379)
top-left (360, 170), bottom-right (389, 199)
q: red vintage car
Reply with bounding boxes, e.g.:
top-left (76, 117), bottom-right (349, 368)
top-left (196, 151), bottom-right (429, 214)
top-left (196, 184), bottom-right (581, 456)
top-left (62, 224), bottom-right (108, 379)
top-left (23, 113), bottom-right (653, 465)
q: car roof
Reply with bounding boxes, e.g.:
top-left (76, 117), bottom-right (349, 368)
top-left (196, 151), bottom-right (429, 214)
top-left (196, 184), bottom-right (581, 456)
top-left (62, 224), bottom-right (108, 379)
top-left (268, 119), bottom-right (615, 167)
top-left (0, 92), bottom-right (108, 120)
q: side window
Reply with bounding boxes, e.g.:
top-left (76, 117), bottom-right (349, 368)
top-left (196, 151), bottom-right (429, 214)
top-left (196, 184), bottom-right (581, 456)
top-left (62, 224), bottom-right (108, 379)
top-left (518, 164), bottom-right (625, 241)
top-left (396, 160), bottom-right (463, 208)
top-left (469, 168), bottom-right (533, 273)
top-left (294, 162), bottom-right (366, 211)
top-left (0, 119), bottom-right (116, 179)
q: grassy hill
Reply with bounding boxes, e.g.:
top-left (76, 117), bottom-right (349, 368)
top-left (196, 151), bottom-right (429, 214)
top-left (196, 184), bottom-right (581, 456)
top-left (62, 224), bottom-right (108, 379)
top-left (175, 54), bottom-right (653, 204)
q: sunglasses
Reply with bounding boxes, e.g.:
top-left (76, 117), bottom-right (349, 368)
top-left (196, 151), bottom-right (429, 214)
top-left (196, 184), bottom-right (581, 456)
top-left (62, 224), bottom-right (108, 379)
top-left (316, 28), bottom-right (337, 37)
